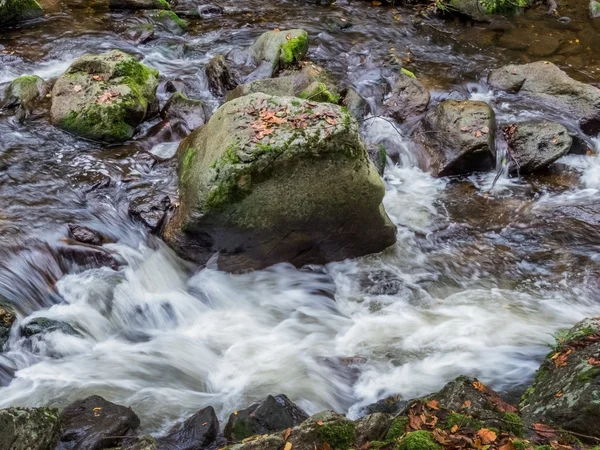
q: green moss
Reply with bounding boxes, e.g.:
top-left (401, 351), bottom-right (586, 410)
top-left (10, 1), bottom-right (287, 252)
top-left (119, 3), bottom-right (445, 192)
top-left (395, 431), bottom-right (442, 450)
top-left (114, 56), bottom-right (158, 87)
top-left (370, 442), bottom-right (390, 450)
top-left (317, 420), bottom-right (356, 450)
top-left (60, 101), bottom-right (135, 142)
top-left (377, 144), bottom-right (387, 168)
top-left (299, 82), bottom-right (340, 104)
top-left (181, 147), bottom-right (195, 177)
top-left (385, 416), bottom-right (409, 441)
top-left (578, 366), bottom-right (600, 384)
top-left (443, 412), bottom-right (483, 431)
top-left (291, 99), bottom-right (301, 106)
top-left (156, 10), bottom-right (187, 29)
top-left (535, 446), bottom-right (553, 450)
top-left (512, 440), bottom-right (529, 450)
top-left (401, 68), bottom-right (416, 79)
top-left (500, 412), bottom-right (524, 437)
top-left (0, 0), bottom-right (43, 25)
top-left (156, 0), bottom-right (171, 9)
top-left (279, 34), bottom-right (308, 68)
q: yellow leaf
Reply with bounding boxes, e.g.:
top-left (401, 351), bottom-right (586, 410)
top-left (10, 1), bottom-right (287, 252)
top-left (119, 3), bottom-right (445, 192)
top-left (451, 424), bottom-right (459, 433)
top-left (477, 428), bottom-right (497, 445)
top-left (233, 411), bottom-right (238, 415)
top-left (284, 428), bottom-right (292, 441)
top-left (284, 443), bottom-right (293, 450)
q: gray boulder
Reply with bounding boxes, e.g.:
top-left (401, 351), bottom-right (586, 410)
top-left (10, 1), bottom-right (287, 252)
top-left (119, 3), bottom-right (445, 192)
top-left (163, 93), bottom-right (396, 271)
top-left (505, 121), bottom-right (572, 174)
top-left (160, 92), bottom-right (206, 132)
top-left (224, 395), bottom-right (308, 442)
top-left (0, 301), bottom-right (16, 351)
top-left (342, 87), bottom-right (370, 120)
top-left (205, 55), bottom-right (238, 97)
top-left (157, 406), bottom-right (219, 450)
top-left (488, 62), bottom-right (600, 135)
top-left (246, 29), bottom-right (308, 81)
top-left (0, 0), bottom-right (43, 26)
top-left (50, 50), bottom-right (159, 143)
top-left (520, 318), bottom-right (600, 438)
top-left (354, 413), bottom-right (392, 446)
top-left (383, 71), bottom-right (430, 123)
top-left (414, 99), bottom-right (496, 177)
top-left (0, 407), bottom-right (60, 450)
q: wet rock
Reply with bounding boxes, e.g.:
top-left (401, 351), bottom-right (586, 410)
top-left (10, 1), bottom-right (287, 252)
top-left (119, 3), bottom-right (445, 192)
top-left (488, 61), bottom-right (600, 136)
top-left (414, 100), bottom-right (496, 177)
top-left (354, 413), bottom-right (392, 446)
top-left (227, 71), bottom-right (312, 102)
top-left (224, 395), bottom-right (308, 442)
top-left (152, 10), bottom-right (187, 35)
top-left (528, 36), bottom-right (561, 57)
top-left (163, 93), bottom-right (397, 272)
top-left (136, 120), bottom-right (188, 151)
top-left (20, 317), bottom-right (79, 338)
top-left (361, 394), bottom-right (405, 416)
top-left (126, 436), bottom-right (158, 450)
top-left (160, 92), bottom-right (206, 132)
top-left (383, 71), bottom-right (430, 123)
top-left (0, 301), bottom-right (16, 351)
top-left (198, 3), bottom-right (222, 17)
top-left (0, 407), bottom-right (60, 450)
top-left (342, 87), bottom-right (370, 120)
top-left (442, 0), bottom-right (528, 21)
top-left (591, 0), bottom-right (600, 18)
top-left (165, 79), bottom-right (187, 94)
top-left (129, 194), bottom-right (172, 232)
top-left (149, 141), bottom-right (179, 161)
top-left (51, 50), bottom-right (159, 143)
top-left (110, 0), bottom-right (169, 8)
top-left (1, 75), bottom-right (49, 114)
top-left (205, 55), bottom-right (238, 97)
top-left (55, 244), bottom-right (120, 270)
top-left (124, 23), bottom-right (155, 44)
top-left (286, 411), bottom-right (355, 450)
top-left (505, 121), bottom-right (572, 174)
top-left (359, 269), bottom-right (405, 295)
top-left (68, 224), bottom-right (108, 246)
top-left (367, 144), bottom-right (387, 177)
top-left (157, 406), bottom-right (219, 450)
top-left (57, 396), bottom-right (140, 450)
top-left (246, 29), bottom-right (308, 81)
top-left (520, 317), bottom-right (600, 438)
top-left (0, 0), bottom-right (43, 27)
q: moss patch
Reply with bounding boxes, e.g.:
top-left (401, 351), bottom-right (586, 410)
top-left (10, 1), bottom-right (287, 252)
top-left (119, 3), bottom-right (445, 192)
top-left (156, 10), bottom-right (187, 29)
top-left (401, 68), bottom-right (416, 79)
top-left (279, 34), bottom-right (308, 69)
top-left (317, 420), bottom-right (356, 450)
top-left (501, 412), bottom-right (524, 437)
top-left (577, 366), bottom-right (600, 384)
top-left (395, 431), bottom-right (442, 450)
top-left (299, 82), bottom-right (340, 104)
top-left (385, 416), bottom-right (409, 441)
top-left (443, 412), bottom-right (483, 431)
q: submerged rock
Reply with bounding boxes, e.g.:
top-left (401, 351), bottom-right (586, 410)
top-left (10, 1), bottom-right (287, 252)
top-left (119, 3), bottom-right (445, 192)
top-left (0, 301), bottom-right (16, 351)
top-left (488, 62), bottom-right (600, 136)
top-left (68, 224), bottom-right (109, 246)
top-left (520, 317), bottom-right (600, 438)
top-left (414, 99), bottom-right (496, 177)
top-left (0, 407), bottom-right (60, 450)
top-left (505, 121), bottom-right (572, 174)
top-left (163, 93), bottom-right (397, 271)
top-left (205, 55), bottom-right (238, 97)
top-left (57, 395), bottom-right (140, 450)
top-left (152, 10), bottom-right (187, 35)
top-left (1, 75), bottom-right (49, 115)
top-left (157, 406), bottom-right (219, 450)
top-left (0, 0), bottom-right (43, 27)
top-left (246, 29), bottom-right (308, 81)
top-left (224, 395), bottom-right (308, 442)
top-left (110, 0), bottom-right (170, 9)
top-left (383, 71), bottom-right (430, 123)
top-left (20, 317), bottom-right (79, 338)
top-left (160, 92), bottom-right (206, 132)
top-left (50, 50), bottom-right (159, 143)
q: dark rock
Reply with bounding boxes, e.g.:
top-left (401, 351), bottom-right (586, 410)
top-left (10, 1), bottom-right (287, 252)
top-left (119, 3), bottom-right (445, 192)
top-left (505, 121), bottom-right (572, 174)
top-left (488, 62), bottom-right (600, 136)
top-left (198, 3), bottom-right (222, 17)
top-left (354, 413), bottom-right (392, 446)
top-left (414, 99), bottom-right (496, 177)
top-left (129, 195), bottom-right (172, 232)
top-left (124, 23), bottom-right (155, 44)
top-left (383, 71), bottom-right (430, 123)
top-left (0, 0), bottom-right (43, 27)
top-left (127, 436), bottom-right (158, 450)
top-left (67, 224), bottom-right (108, 246)
top-left (20, 317), bottom-right (79, 338)
top-left (157, 406), bottom-right (219, 450)
top-left (362, 394), bottom-right (405, 415)
top-left (55, 245), bottom-right (120, 270)
top-left (160, 92), bottom-right (206, 132)
top-left (57, 395), bottom-right (141, 450)
top-left (205, 55), bottom-right (238, 97)
top-left (110, 0), bottom-right (170, 9)
top-left (165, 79), bottom-right (187, 94)
top-left (136, 120), bottom-right (189, 151)
top-left (520, 318), bottom-right (600, 438)
top-left (342, 87), bottom-right (370, 120)
top-left (0, 301), bottom-right (16, 351)
top-left (225, 395), bottom-right (308, 442)
top-left (367, 145), bottom-right (387, 177)
top-left (0, 407), bottom-right (60, 450)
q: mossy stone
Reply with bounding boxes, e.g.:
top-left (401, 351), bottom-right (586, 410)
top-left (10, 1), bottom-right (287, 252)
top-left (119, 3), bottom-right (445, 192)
top-left (0, 0), bottom-right (43, 26)
top-left (395, 431), bottom-right (442, 450)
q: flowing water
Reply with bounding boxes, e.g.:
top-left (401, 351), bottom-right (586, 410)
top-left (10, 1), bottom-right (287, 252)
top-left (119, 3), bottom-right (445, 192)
top-left (1, 0), bottom-right (600, 434)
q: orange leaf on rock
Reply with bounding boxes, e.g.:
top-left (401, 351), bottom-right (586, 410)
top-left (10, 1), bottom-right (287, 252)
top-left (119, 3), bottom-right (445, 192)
top-left (589, 357), bottom-right (600, 366)
top-left (499, 441), bottom-right (515, 450)
top-left (473, 381), bottom-right (486, 392)
top-left (477, 428), bottom-right (497, 444)
top-left (432, 428), bottom-right (449, 445)
top-left (286, 33), bottom-right (292, 40)
top-left (555, 392), bottom-right (563, 397)
top-left (317, 420), bottom-right (324, 426)
top-left (450, 424), bottom-right (459, 433)
top-left (426, 400), bottom-right (439, 410)
top-left (533, 423), bottom-right (556, 439)
top-left (284, 443), bottom-right (293, 450)
top-left (461, 400), bottom-right (472, 409)
top-left (284, 428), bottom-right (292, 441)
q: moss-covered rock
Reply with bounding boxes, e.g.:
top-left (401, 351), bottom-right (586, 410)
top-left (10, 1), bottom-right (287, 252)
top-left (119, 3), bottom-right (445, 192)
top-left (163, 93), bottom-right (396, 271)
top-left (0, 0), bottom-right (43, 27)
top-left (160, 91), bottom-right (206, 132)
top-left (1, 74), bottom-right (48, 111)
top-left (439, 0), bottom-right (529, 21)
top-left (0, 407), bottom-right (60, 450)
top-left (299, 81), bottom-right (339, 103)
top-left (0, 300), bottom-right (16, 351)
top-left (396, 431), bottom-right (442, 450)
top-left (152, 10), bottom-right (187, 34)
top-left (247, 29), bottom-right (308, 81)
top-left (50, 50), bottom-right (159, 143)
top-left (520, 317), bottom-right (600, 438)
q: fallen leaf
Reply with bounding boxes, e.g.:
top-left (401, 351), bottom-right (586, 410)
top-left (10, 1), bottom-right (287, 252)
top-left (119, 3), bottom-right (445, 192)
top-left (589, 357), bottom-right (600, 366)
top-left (317, 420), bottom-right (324, 426)
top-left (274, 28), bottom-right (280, 32)
top-left (461, 400), bottom-right (472, 409)
top-left (202, 422), bottom-right (207, 426)
top-left (426, 400), bottom-right (439, 410)
top-left (533, 423), bottom-right (556, 438)
top-left (92, 75), bottom-right (104, 81)
top-left (73, 84), bottom-right (83, 92)
top-left (477, 428), bottom-right (497, 445)
top-left (555, 391), bottom-right (564, 397)
top-left (321, 443), bottom-right (332, 450)
top-left (93, 407), bottom-right (102, 417)
top-left (499, 441), bottom-right (515, 450)
top-left (284, 442), bottom-right (293, 450)
top-left (286, 33), bottom-right (292, 40)
top-left (451, 424), bottom-right (459, 433)
top-left (475, 130), bottom-right (482, 138)
top-left (233, 411), bottom-right (238, 415)
top-left (372, 1), bottom-right (382, 5)
top-left (284, 428), bottom-right (292, 441)
top-left (473, 381), bottom-right (486, 392)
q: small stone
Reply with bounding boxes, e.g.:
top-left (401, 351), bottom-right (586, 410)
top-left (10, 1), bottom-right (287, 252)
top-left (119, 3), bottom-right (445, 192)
top-left (67, 224), bottom-right (107, 246)
top-left (149, 141), bottom-right (179, 161)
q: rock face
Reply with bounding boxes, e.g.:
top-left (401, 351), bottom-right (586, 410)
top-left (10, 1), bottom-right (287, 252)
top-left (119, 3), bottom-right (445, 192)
top-left (160, 92), bottom-right (206, 133)
top-left (0, 301), bottom-right (16, 351)
top-left (414, 100), bottom-right (496, 177)
top-left (50, 50), bottom-right (159, 143)
top-left (0, 0), bottom-right (43, 26)
top-left (591, 0), bottom-right (600, 18)
top-left (0, 407), bottom-right (60, 450)
top-left (488, 62), bottom-right (600, 136)
top-left (505, 122), bottom-right (572, 174)
top-left (1, 75), bottom-right (49, 112)
top-left (383, 71), bottom-right (430, 123)
top-left (205, 55), bottom-right (238, 97)
top-left (157, 406), bottom-right (219, 450)
top-left (109, 0), bottom-right (169, 9)
top-left (224, 395), bottom-right (308, 442)
top-left (57, 395), bottom-right (141, 450)
top-left (247, 29), bottom-right (308, 81)
top-left (520, 317), bottom-right (600, 438)
top-left (163, 93), bottom-right (397, 271)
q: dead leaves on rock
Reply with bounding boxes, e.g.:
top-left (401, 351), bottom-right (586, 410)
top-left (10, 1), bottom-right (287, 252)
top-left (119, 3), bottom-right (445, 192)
top-left (471, 380), bottom-right (517, 414)
top-left (97, 89), bottom-right (121, 105)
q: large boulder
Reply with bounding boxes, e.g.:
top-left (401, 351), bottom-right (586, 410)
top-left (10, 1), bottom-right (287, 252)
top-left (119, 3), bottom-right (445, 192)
top-left (163, 93), bottom-right (397, 271)
top-left (56, 395), bottom-right (140, 450)
top-left (504, 121), bottom-right (572, 174)
top-left (157, 406), bottom-right (219, 450)
top-left (0, 0), bottom-right (43, 26)
top-left (246, 29), bottom-right (308, 81)
top-left (0, 407), bottom-right (60, 450)
top-left (50, 50), bottom-right (159, 143)
top-left (414, 100), bottom-right (496, 177)
top-left (520, 317), bottom-right (600, 438)
top-left (488, 62), bottom-right (600, 136)
top-left (0, 301), bottom-right (16, 351)
top-left (383, 71), bottom-right (430, 123)
top-left (224, 395), bottom-right (308, 442)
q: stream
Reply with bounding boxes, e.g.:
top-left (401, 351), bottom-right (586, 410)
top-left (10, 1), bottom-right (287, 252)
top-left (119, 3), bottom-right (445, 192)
top-left (1, 0), bottom-right (600, 435)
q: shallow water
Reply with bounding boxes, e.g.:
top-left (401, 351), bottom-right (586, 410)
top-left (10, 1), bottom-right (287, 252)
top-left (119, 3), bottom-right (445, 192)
top-left (1, 0), bottom-right (600, 434)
